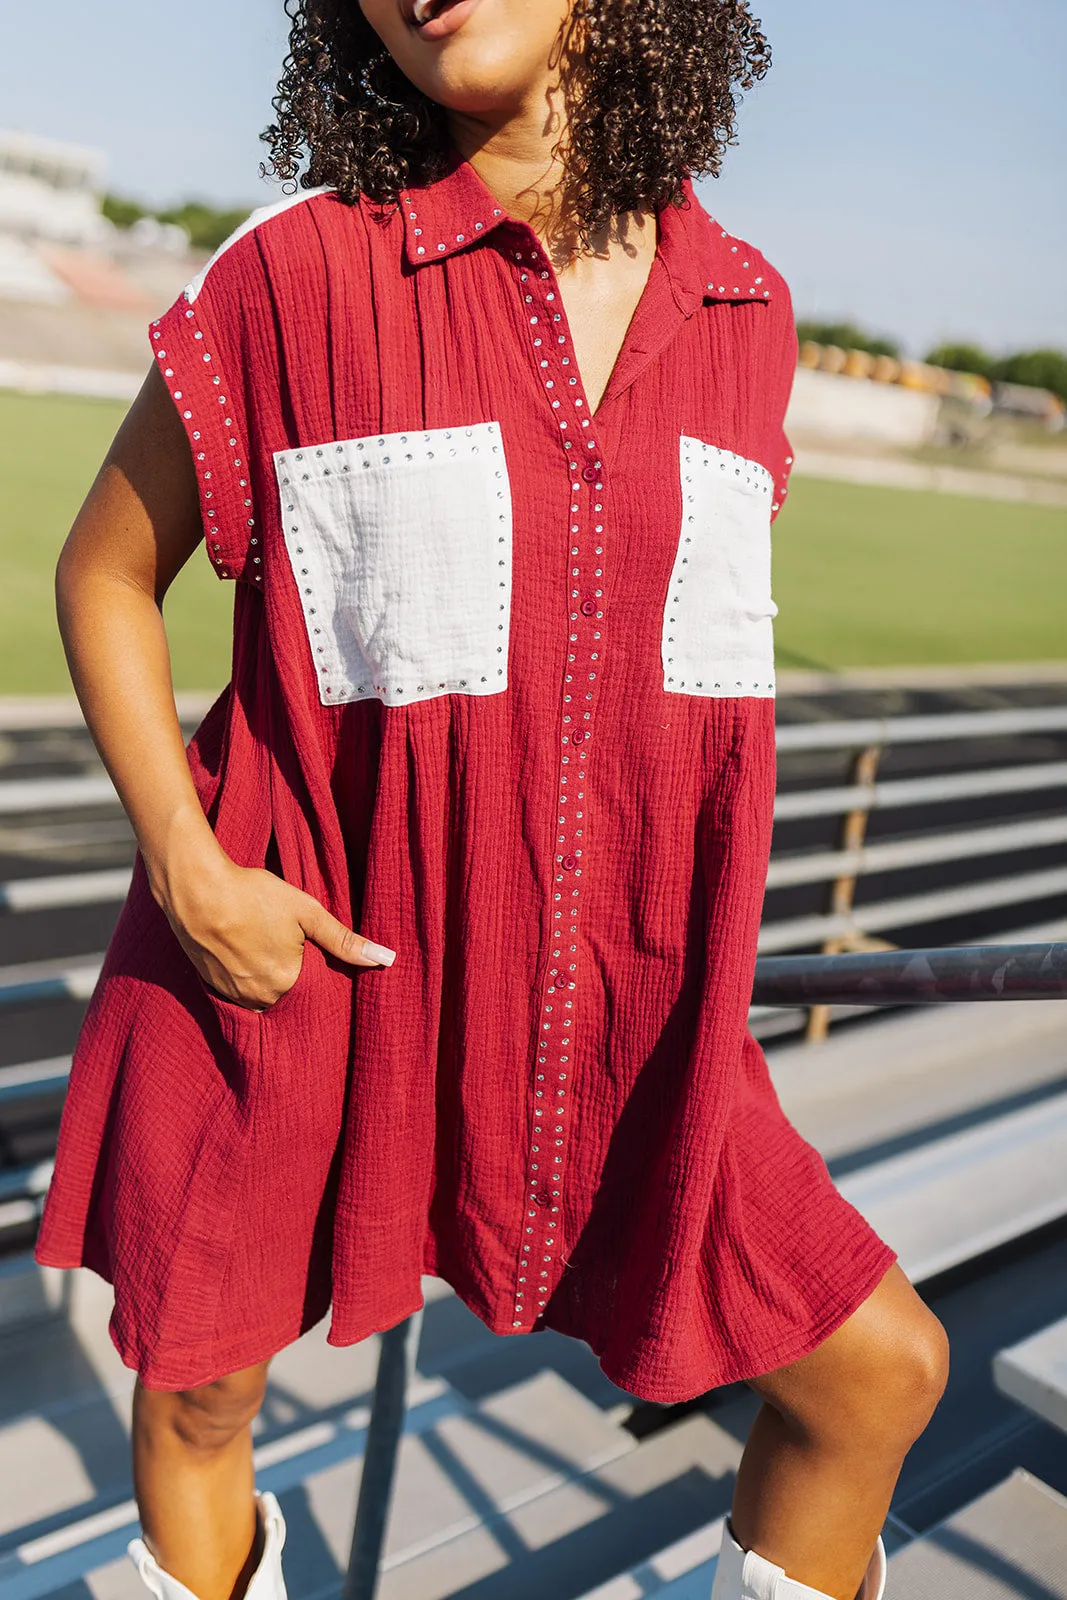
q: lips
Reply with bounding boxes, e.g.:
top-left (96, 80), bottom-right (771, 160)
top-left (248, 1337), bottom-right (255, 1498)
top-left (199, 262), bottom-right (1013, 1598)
top-left (406, 0), bottom-right (484, 39)
top-left (410, 0), bottom-right (460, 24)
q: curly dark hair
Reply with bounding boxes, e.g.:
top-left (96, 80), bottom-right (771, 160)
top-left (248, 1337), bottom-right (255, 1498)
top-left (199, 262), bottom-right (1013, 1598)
top-left (262, 2), bottom-right (771, 243)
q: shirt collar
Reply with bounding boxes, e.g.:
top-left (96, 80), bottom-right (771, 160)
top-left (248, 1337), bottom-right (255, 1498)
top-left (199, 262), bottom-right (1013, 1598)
top-left (400, 156), bottom-right (774, 312)
top-left (400, 152), bottom-right (512, 266)
top-left (657, 180), bottom-right (775, 313)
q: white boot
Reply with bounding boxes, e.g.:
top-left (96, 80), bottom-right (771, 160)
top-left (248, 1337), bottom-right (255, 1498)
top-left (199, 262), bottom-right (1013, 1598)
top-left (128, 1491), bottom-right (287, 1600)
top-left (711, 1517), bottom-right (886, 1600)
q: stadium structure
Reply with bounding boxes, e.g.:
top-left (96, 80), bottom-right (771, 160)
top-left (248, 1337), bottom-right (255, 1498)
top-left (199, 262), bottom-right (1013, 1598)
top-left (0, 130), bottom-right (197, 391)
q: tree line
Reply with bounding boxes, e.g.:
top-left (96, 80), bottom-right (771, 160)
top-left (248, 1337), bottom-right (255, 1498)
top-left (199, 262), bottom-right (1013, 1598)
top-left (796, 320), bottom-right (1067, 406)
top-left (102, 194), bottom-right (251, 254)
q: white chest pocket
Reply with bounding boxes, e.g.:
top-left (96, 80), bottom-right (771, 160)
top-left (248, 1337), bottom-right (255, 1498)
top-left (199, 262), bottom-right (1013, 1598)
top-left (661, 438), bottom-right (778, 699)
top-left (274, 423), bottom-right (513, 707)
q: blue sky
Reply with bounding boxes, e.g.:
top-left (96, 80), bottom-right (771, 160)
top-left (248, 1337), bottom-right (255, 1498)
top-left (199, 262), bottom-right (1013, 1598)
top-left (3, 0), bottom-right (1064, 355)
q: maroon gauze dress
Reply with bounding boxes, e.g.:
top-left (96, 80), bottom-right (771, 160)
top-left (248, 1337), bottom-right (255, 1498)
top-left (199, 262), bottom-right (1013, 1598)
top-left (36, 156), bottom-right (897, 1399)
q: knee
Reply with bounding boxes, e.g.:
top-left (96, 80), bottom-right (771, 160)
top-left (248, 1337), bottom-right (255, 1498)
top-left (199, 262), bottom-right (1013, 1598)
top-left (756, 1277), bottom-right (950, 1457)
top-left (855, 1299), bottom-right (950, 1448)
top-left (136, 1365), bottom-right (268, 1456)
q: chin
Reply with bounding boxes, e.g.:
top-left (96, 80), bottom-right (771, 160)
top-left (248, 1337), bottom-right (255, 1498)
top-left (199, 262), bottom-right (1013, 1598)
top-left (418, 50), bottom-right (534, 117)
top-left (361, 0), bottom-right (570, 121)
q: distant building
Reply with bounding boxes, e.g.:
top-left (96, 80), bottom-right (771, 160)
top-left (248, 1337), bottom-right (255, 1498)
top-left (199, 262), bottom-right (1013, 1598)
top-left (0, 130), bottom-right (195, 374)
top-left (0, 130), bottom-right (110, 247)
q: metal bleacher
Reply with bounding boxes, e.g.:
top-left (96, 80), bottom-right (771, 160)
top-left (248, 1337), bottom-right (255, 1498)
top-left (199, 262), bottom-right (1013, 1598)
top-left (2, 689), bottom-right (1067, 1598)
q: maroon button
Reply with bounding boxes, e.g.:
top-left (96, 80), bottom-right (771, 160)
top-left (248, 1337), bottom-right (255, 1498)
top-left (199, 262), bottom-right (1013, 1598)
top-left (562, 853), bottom-right (578, 870)
top-left (570, 728), bottom-right (587, 744)
top-left (581, 464), bottom-right (598, 482)
top-left (580, 598), bottom-right (596, 616)
top-left (534, 1193), bottom-right (553, 1208)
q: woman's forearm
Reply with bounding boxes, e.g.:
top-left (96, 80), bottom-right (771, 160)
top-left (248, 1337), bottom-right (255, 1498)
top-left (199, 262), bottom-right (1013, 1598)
top-left (56, 545), bottom-right (226, 914)
top-left (54, 364), bottom-right (233, 921)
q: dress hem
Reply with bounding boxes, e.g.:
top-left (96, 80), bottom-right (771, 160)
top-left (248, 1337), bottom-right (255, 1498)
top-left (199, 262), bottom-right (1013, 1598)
top-left (35, 1237), bottom-right (898, 1402)
top-left (585, 1240), bottom-right (900, 1403)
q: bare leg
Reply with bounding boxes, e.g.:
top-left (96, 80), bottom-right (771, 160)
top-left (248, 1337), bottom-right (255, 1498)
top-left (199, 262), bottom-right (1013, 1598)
top-left (132, 1362), bottom-right (271, 1600)
top-left (730, 1264), bottom-right (949, 1599)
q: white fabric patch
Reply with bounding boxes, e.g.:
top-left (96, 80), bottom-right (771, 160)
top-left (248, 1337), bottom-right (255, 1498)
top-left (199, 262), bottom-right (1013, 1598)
top-left (274, 423), bottom-right (512, 707)
top-left (662, 438), bottom-right (778, 699)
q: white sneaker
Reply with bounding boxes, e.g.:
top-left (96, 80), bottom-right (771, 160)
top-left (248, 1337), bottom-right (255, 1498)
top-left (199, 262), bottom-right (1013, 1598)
top-left (128, 1491), bottom-right (288, 1600)
top-left (711, 1517), bottom-right (887, 1600)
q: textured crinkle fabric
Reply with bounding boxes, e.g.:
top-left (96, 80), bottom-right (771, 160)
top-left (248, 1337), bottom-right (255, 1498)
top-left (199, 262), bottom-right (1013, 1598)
top-left (37, 156), bottom-right (896, 1399)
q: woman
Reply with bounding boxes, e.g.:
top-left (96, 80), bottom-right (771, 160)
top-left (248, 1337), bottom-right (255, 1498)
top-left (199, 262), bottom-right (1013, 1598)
top-left (36, 3), bottom-right (949, 1599)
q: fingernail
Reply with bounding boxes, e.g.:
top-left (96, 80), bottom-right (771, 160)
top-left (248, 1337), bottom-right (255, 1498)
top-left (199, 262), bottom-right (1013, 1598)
top-left (363, 939), bottom-right (397, 967)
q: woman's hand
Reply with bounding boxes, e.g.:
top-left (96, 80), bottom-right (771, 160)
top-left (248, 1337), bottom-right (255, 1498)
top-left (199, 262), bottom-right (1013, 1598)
top-left (160, 841), bottom-right (395, 1012)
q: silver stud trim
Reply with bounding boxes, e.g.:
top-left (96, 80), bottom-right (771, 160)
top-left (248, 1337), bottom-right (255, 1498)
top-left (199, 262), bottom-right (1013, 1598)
top-left (153, 312), bottom-right (257, 583)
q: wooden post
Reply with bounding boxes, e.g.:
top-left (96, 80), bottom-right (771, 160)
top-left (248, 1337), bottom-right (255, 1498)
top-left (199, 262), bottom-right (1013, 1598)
top-left (805, 744), bottom-right (889, 1043)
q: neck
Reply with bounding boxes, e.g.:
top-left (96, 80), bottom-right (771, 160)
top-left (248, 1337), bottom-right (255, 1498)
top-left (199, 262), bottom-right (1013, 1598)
top-left (447, 101), bottom-right (651, 268)
top-left (448, 97), bottom-right (570, 241)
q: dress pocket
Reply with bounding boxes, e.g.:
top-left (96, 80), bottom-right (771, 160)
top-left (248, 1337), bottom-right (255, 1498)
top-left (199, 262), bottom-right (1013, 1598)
top-left (662, 438), bottom-right (778, 699)
top-left (194, 938), bottom-right (312, 1023)
top-left (191, 935), bottom-right (320, 1084)
top-left (274, 423), bottom-right (513, 707)
top-left (192, 971), bottom-right (264, 1102)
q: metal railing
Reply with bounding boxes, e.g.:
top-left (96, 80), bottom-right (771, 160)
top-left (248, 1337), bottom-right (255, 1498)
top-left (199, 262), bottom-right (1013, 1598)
top-left (4, 940), bottom-right (1064, 1246)
top-left (768, 712), bottom-right (1067, 930)
top-left (751, 941), bottom-right (1067, 1005)
top-left (766, 704), bottom-right (1067, 1037)
top-left (773, 707), bottom-right (1067, 750)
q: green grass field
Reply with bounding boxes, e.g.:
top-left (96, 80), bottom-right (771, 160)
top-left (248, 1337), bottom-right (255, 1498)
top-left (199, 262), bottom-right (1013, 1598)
top-left (1, 390), bottom-right (1064, 695)
top-left (0, 391), bottom-right (233, 695)
top-left (771, 474), bottom-right (1067, 672)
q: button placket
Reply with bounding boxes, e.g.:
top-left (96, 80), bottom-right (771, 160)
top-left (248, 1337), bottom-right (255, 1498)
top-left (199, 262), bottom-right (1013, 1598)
top-left (508, 237), bottom-right (605, 1330)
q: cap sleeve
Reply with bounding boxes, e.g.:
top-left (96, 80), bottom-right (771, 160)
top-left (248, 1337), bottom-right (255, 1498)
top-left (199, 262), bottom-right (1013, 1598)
top-left (148, 229), bottom-right (266, 584)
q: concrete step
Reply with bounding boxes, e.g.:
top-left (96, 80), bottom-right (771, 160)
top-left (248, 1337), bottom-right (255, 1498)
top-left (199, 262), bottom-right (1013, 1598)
top-left (576, 1466), bottom-right (1067, 1600)
top-left (0, 1261), bottom-right (658, 1600)
top-left (563, 1509), bottom-right (911, 1600)
top-left (0, 1360), bottom-right (460, 1600)
top-left (835, 1087), bottom-right (1067, 1284)
top-left (768, 1000), bottom-right (1067, 1284)
top-left (0, 1273), bottom-right (458, 1552)
top-left (286, 1366), bottom-right (637, 1600)
top-left (2, 1367), bottom-right (654, 1600)
top-left (769, 999), bottom-right (1067, 1167)
top-left (56, 1452), bottom-right (1067, 1600)
top-left (574, 1517), bottom-right (725, 1600)
top-left (886, 1467), bottom-right (1067, 1597)
top-left (33, 1399), bottom-right (747, 1600)
top-left (994, 1314), bottom-right (1067, 1436)
top-left (0, 1370), bottom-right (460, 1600)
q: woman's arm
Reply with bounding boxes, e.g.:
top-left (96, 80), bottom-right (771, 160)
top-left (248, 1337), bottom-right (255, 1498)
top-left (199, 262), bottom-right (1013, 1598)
top-left (56, 360), bottom-right (394, 1008)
